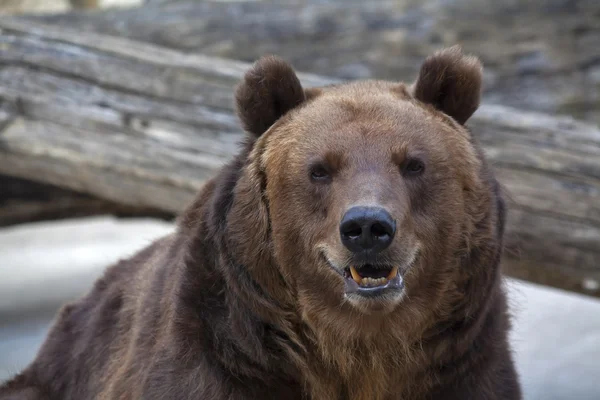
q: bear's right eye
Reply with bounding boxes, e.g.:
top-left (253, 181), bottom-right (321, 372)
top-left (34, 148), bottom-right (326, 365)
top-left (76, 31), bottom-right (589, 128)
top-left (310, 165), bottom-right (331, 183)
top-left (403, 158), bottom-right (426, 176)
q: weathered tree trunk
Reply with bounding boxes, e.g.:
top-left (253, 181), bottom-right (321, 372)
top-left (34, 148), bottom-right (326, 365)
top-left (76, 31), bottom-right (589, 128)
top-left (69, 0), bottom-right (99, 10)
top-left (0, 18), bottom-right (599, 297)
top-left (27, 0), bottom-right (600, 124)
top-left (0, 175), bottom-right (172, 227)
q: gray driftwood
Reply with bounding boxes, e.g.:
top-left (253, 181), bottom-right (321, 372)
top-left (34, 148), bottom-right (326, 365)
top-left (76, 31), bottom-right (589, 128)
top-left (0, 19), bottom-right (599, 297)
top-left (0, 175), bottom-right (171, 227)
top-left (28, 0), bottom-right (600, 124)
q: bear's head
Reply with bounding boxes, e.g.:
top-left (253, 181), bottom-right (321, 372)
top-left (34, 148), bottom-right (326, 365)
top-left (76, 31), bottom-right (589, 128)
top-left (225, 47), bottom-right (498, 339)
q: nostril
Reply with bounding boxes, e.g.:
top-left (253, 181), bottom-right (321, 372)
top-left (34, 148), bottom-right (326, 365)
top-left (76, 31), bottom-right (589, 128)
top-left (371, 222), bottom-right (389, 238)
top-left (344, 223), bottom-right (362, 239)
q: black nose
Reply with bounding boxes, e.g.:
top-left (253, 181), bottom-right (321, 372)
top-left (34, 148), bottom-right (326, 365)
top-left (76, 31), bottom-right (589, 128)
top-left (339, 206), bottom-right (396, 253)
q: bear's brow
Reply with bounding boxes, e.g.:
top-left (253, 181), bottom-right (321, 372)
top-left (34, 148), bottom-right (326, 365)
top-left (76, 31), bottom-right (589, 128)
top-left (323, 151), bottom-right (345, 170)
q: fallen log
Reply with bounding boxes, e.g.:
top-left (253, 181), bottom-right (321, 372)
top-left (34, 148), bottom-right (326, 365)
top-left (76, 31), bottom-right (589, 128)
top-left (0, 19), bottom-right (598, 297)
top-left (0, 175), bottom-right (172, 227)
top-left (26, 0), bottom-right (600, 124)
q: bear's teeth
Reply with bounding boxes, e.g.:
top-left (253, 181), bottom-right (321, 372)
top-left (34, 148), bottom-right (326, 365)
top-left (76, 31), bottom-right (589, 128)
top-left (349, 266), bottom-right (362, 284)
top-left (387, 266), bottom-right (399, 280)
top-left (361, 277), bottom-right (387, 287)
top-left (349, 267), bottom-right (398, 287)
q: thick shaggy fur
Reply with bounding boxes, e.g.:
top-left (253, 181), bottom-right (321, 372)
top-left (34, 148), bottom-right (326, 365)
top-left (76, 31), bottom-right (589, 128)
top-left (0, 47), bottom-right (521, 400)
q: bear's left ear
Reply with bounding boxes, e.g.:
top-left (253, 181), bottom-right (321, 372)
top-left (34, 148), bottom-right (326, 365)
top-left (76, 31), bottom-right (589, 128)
top-left (411, 46), bottom-right (483, 125)
top-left (235, 55), bottom-right (307, 137)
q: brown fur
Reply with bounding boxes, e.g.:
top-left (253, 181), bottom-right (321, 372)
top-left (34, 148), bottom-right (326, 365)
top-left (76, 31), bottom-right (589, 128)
top-left (1, 47), bottom-right (521, 400)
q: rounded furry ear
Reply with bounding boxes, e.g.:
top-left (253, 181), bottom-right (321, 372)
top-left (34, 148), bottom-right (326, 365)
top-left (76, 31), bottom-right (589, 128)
top-left (412, 46), bottom-right (483, 125)
top-left (235, 56), bottom-right (306, 137)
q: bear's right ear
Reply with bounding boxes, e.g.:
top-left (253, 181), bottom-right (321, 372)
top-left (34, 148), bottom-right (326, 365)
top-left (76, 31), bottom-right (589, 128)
top-left (235, 56), bottom-right (307, 137)
top-left (412, 46), bottom-right (483, 125)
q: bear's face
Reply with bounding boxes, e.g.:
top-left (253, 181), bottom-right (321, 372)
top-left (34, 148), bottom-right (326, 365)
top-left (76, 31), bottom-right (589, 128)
top-left (231, 47), bottom-right (486, 317)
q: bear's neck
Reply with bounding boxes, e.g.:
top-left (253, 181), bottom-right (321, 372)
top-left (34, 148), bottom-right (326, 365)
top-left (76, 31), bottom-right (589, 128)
top-left (172, 176), bottom-right (306, 384)
top-left (295, 257), bottom-right (507, 400)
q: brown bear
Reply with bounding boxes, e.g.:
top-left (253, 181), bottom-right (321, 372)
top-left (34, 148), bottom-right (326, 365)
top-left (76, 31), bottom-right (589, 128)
top-left (0, 46), bottom-right (522, 400)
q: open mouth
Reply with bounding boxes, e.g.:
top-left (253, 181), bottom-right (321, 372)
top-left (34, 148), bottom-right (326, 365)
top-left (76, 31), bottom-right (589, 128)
top-left (319, 251), bottom-right (411, 299)
top-left (344, 264), bottom-right (399, 288)
top-left (341, 264), bottom-right (404, 297)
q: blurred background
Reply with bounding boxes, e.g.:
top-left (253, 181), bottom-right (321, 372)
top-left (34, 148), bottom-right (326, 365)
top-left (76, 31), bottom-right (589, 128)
top-left (0, 0), bottom-right (599, 398)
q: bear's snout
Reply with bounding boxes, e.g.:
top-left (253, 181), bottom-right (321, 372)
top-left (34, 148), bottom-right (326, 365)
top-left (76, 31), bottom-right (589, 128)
top-left (339, 206), bottom-right (396, 254)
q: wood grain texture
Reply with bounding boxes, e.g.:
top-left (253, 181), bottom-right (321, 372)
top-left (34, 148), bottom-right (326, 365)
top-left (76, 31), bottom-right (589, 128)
top-left (28, 0), bottom-right (600, 124)
top-left (0, 175), bottom-right (171, 227)
top-left (0, 18), bottom-right (598, 296)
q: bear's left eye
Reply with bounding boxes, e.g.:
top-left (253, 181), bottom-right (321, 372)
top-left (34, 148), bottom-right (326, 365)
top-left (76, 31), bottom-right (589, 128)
top-left (310, 165), bottom-right (331, 183)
